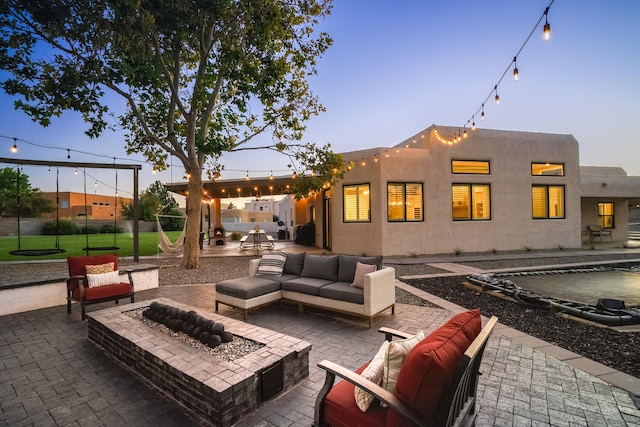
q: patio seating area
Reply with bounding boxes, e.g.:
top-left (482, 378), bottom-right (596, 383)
top-left (2, 279), bottom-right (640, 426)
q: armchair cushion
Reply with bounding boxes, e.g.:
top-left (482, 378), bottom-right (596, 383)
top-left (82, 283), bottom-right (133, 302)
top-left (323, 363), bottom-right (388, 427)
top-left (85, 262), bottom-right (115, 274)
top-left (86, 270), bottom-right (120, 288)
top-left (68, 254), bottom-right (121, 277)
top-left (386, 309), bottom-right (482, 426)
top-left (382, 331), bottom-right (425, 394)
top-left (355, 340), bottom-right (390, 411)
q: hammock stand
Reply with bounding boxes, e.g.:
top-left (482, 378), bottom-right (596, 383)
top-left (156, 212), bottom-right (187, 255)
top-left (9, 165), bottom-right (66, 256)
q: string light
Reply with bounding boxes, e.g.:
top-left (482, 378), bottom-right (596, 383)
top-left (245, 170), bottom-right (250, 180)
top-left (543, 7), bottom-right (551, 41)
top-left (472, 116), bottom-right (476, 130)
top-left (480, 104), bottom-right (485, 121)
top-left (494, 86), bottom-right (500, 106)
top-left (269, 171), bottom-right (274, 180)
top-left (67, 149), bottom-right (70, 159)
top-left (74, 167), bottom-right (78, 175)
top-left (513, 57), bottom-right (519, 81)
top-left (11, 138), bottom-right (17, 153)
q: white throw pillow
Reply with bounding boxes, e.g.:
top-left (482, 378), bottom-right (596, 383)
top-left (351, 262), bottom-right (377, 288)
top-left (86, 270), bottom-right (120, 288)
top-left (354, 340), bottom-right (390, 411)
top-left (256, 252), bottom-right (287, 276)
top-left (381, 331), bottom-right (425, 395)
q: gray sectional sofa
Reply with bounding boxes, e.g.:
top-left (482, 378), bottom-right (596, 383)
top-left (215, 253), bottom-right (396, 328)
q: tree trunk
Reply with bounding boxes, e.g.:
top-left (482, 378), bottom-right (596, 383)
top-left (181, 173), bottom-right (203, 269)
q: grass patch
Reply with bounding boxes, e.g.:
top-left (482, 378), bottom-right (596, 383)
top-left (0, 231), bottom-right (184, 262)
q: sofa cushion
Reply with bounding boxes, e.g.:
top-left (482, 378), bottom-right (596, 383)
top-left (381, 331), bottom-right (425, 395)
top-left (319, 282), bottom-right (365, 305)
top-left (216, 276), bottom-right (281, 299)
top-left (261, 274), bottom-right (299, 284)
top-left (86, 271), bottom-right (120, 288)
top-left (323, 363), bottom-right (387, 427)
top-left (85, 262), bottom-right (115, 274)
top-left (68, 255), bottom-right (120, 277)
top-left (301, 254), bottom-right (339, 282)
top-left (355, 340), bottom-right (390, 411)
top-left (256, 252), bottom-right (287, 276)
top-left (386, 309), bottom-right (482, 427)
top-left (283, 252), bottom-right (305, 276)
top-left (351, 262), bottom-right (377, 288)
top-left (338, 255), bottom-right (384, 283)
top-left (282, 277), bottom-right (335, 296)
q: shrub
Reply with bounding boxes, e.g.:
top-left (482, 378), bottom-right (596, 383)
top-left (230, 231), bottom-right (242, 241)
top-left (42, 219), bottom-right (77, 235)
top-left (79, 225), bottom-right (99, 234)
top-left (100, 224), bottom-right (123, 234)
top-left (159, 209), bottom-right (185, 231)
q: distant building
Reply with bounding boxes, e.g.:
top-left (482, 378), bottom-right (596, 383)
top-left (41, 192), bottom-right (132, 221)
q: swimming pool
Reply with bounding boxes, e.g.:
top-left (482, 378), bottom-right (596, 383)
top-left (499, 269), bottom-right (640, 306)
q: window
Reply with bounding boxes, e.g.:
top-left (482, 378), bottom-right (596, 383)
top-left (598, 202), bottom-right (614, 229)
top-left (532, 163), bottom-right (564, 176)
top-left (60, 200), bottom-right (69, 208)
top-left (343, 184), bottom-right (370, 222)
top-left (452, 160), bottom-right (490, 174)
top-left (387, 183), bottom-right (423, 222)
top-left (452, 184), bottom-right (490, 220)
top-left (532, 185), bottom-right (565, 218)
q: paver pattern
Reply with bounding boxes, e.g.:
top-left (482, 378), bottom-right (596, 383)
top-left (1, 283), bottom-right (640, 426)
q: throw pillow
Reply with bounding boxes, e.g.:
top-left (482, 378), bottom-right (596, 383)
top-left (381, 331), bottom-right (425, 395)
top-left (300, 254), bottom-right (339, 281)
top-left (85, 262), bottom-right (115, 274)
top-left (351, 262), bottom-right (377, 288)
top-left (86, 270), bottom-right (120, 288)
top-left (256, 252), bottom-right (287, 276)
top-left (354, 340), bottom-right (390, 411)
top-left (283, 252), bottom-right (305, 276)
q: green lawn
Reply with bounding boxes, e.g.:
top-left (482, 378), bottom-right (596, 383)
top-left (0, 231), bottom-right (184, 261)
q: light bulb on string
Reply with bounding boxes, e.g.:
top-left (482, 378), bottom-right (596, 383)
top-left (513, 57), bottom-right (519, 81)
top-left (463, 128), bottom-right (468, 138)
top-left (374, 155), bottom-right (379, 163)
top-left (269, 171), bottom-right (274, 180)
top-left (361, 159), bottom-right (366, 167)
top-left (11, 138), bottom-right (18, 153)
top-left (494, 86), bottom-right (500, 106)
top-left (543, 7), bottom-right (551, 41)
top-left (472, 116), bottom-right (476, 130)
top-left (67, 149), bottom-right (70, 159)
top-left (245, 171), bottom-right (250, 180)
top-left (385, 151), bottom-right (389, 158)
top-left (480, 104), bottom-right (485, 121)
top-left (74, 167), bottom-right (78, 175)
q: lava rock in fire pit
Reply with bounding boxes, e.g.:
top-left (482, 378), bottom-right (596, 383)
top-left (142, 303), bottom-right (232, 350)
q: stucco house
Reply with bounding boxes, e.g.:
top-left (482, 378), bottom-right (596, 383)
top-left (302, 125), bottom-right (640, 256)
top-left (168, 125), bottom-right (640, 256)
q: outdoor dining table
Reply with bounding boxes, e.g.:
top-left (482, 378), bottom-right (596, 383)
top-left (248, 229), bottom-right (266, 248)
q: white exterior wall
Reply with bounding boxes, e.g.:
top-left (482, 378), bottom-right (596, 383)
top-left (331, 126), bottom-right (582, 256)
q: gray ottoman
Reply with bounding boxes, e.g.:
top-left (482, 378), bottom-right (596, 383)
top-left (215, 276), bottom-right (282, 319)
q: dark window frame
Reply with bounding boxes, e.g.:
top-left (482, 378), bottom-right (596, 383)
top-left (451, 183), bottom-right (491, 221)
top-left (451, 159), bottom-right (491, 175)
top-left (342, 183), bottom-right (371, 223)
top-left (387, 182), bottom-right (424, 222)
top-left (532, 184), bottom-right (566, 219)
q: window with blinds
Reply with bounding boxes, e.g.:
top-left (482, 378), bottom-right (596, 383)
top-left (387, 183), bottom-right (423, 222)
top-left (532, 163), bottom-right (564, 176)
top-left (452, 184), bottom-right (490, 220)
top-left (452, 160), bottom-right (490, 174)
top-left (532, 185), bottom-right (564, 219)
top-left (343, 184), bottom-right (370, 222)
top-left (598, 202), bottom-right (614, 229)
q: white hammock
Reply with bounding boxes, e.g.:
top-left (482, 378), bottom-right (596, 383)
top-left (156, 214), bottom-right (187, 255)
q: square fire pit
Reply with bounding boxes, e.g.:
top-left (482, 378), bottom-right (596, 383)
top-left (87, 297), bottom-right (311, 426)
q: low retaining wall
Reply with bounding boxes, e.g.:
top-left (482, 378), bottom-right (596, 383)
top-left (0, 264), bottom-right (159, 316)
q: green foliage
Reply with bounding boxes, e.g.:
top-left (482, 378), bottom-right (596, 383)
top-left (80, 225), bottom-right (99, 234)
top-left (230, 231), bottom-right (242, 241)
top-left (100, 224), bottom-right (123, 234)
top-left (159, 208), bottom-right (185, 232)
top-left (121, 190), bottom-right (161, 221)
top-left (0, 0), bottom-right (335, 266)
top-left (42, 219), bottom-right (77, 235)
top-left (0, 167), bottom-right (53, 217)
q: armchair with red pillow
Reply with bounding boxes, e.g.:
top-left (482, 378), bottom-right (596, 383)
top-left (314, 309), bottom-right (498, 427)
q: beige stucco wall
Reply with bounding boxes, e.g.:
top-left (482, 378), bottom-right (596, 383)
top-left (330, 126), bottom-right (582, 256)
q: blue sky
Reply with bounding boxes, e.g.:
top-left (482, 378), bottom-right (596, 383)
top-left (1, 0), bottom-right (639, 197)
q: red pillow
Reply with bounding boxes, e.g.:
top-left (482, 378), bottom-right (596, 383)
top-left (385, 309), bottom-right (482, 427)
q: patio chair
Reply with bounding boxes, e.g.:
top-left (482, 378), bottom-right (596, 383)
top-left (587, 225), bottom-right (612, 242)
top-left (66, 254), bottom-right (135, 320)
top-left (314, 310), bottom-right (498, 427)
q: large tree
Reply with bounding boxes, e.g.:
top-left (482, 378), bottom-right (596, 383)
top-left (0, 0), bottom-right (346, 268)
top-left (0, 166), bottom-right (54, 217)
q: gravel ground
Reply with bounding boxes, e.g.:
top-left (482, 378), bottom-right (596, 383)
top-left (3, 252), bottom-right (639, 381)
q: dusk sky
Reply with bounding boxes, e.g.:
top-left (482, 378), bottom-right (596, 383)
top-left (1, 0), bottom-right (639, 198)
